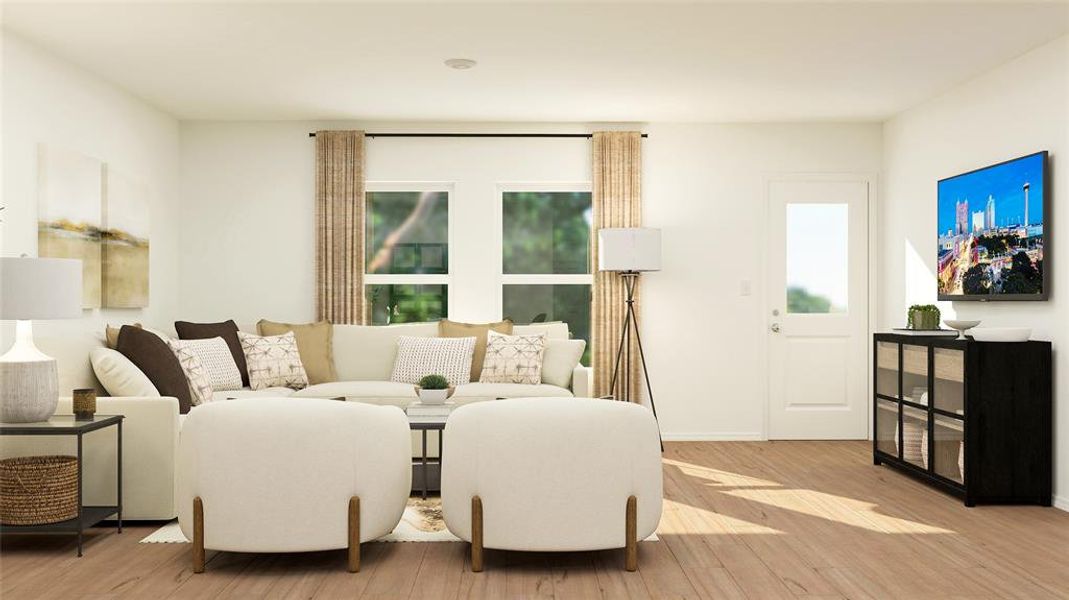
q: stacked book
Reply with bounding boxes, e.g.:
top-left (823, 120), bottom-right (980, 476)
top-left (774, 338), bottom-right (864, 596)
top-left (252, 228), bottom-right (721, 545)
top-left (406, 401), bottom-right (455, 423)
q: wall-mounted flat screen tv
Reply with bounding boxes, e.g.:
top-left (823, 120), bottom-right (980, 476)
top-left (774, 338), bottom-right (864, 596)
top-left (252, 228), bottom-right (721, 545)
top-left (937, 151), bottom-right (1048, 301)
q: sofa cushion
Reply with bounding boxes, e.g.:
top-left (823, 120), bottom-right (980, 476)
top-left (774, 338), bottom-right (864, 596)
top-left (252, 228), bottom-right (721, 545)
top-left (333, 322), bottom-right (438, 381)
top-left (452, 382), bottom-right (573, 399)
top-left (117, 325), bottom-right (193, 414)
top-left (210, 387), bottom-right (296, 403)
top-left (513, 322), bottom-right (569, 340)
top-left (257, 319), bottom-right (337, 385)
top-left (238, 331), bottom-right (309, 390)
top-left (439, 319), bottom-right (514, 382)
top-left (90, 347), bottom-right (160, 397)
top-left (541, 339), bottom-right (587, 389)
top-left (480, 331), bottom-right (546, 385)
top-left (175, 320), bottom-right (250, 386)
top-left (293, 381), bottom-right (418, 408)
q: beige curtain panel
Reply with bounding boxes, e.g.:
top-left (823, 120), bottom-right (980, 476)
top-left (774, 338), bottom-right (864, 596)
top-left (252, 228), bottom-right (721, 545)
top-left (591, 131), bottom-right (643, 401)
top-left (315, 130), bottom-right (367, 324)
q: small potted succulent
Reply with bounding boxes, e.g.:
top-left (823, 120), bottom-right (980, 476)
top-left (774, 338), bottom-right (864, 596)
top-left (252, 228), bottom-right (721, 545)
top-left (417, 374), bottom-right (450, 405)
top-left (907, 304), bottom-right (941, 330)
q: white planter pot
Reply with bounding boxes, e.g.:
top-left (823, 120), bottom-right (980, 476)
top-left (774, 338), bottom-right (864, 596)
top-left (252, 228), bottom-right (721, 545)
top-left (418, 388), bottom-right (449, 405)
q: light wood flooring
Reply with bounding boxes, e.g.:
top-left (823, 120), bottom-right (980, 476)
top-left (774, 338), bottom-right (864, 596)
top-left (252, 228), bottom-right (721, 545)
top-left (2, 441), bottom-right (1068, 599)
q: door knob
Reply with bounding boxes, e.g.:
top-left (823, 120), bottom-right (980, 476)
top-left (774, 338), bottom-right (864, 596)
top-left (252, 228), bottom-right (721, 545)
top-left (770, 323), bottom-right (781, 333)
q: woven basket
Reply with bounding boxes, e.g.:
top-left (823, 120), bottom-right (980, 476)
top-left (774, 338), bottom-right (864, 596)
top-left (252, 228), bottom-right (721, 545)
top-left (0, 456), bottom-right (78, 525)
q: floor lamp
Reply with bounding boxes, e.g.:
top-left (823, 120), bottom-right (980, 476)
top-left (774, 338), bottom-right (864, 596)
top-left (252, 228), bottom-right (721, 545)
top-left (598, 228), bottom-right (662, 448)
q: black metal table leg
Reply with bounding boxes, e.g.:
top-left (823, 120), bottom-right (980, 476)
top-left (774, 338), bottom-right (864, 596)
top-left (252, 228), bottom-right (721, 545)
top-left (421, 430), bottom-right (428, 500)
top-left (76, 432), bottom-right (83, 557)
top-left (117, 419), bottom-right (123, 533)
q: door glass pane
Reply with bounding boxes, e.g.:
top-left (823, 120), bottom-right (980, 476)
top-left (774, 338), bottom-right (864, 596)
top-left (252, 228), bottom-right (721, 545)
top-left (786, 203), bottom-right (848, 313)
top-left (502, 191), bottom-right (592, 275)
top-left (876, 342), bottom-right (899, 398)
top-left (876, 398), bottom-right (898, 456)
top-left (503, 284), bottom-right (590, 365)
top-left (366, 191), bottom-right (449, 274)
top-left (902, 405), bottom-right (928, 468)
top-left (367, 284), bottom-right (447, 325)
top-left (933, 348), bottom-right (965, 415)
top-left (902, 344), bottom-right (929, 405)
top-left (933, 415), bottom-right (964, 484)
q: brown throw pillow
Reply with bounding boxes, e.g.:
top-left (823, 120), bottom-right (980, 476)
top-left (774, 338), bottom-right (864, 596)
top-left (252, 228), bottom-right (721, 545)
top-left (256, 320), bottom-right (337, 384)
top-left (174, 320), bottom-right (249, 386)
top-left (115, 325), bottom-right (192, 414)
top-left (105, 322), bottom-right (142, 349)
top-left (438, 319), bottom-right (514, 382)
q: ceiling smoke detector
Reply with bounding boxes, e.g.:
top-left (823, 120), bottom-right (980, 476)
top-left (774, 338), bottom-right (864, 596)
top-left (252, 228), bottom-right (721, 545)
top-left (444, 58), bottom-right (477, 70)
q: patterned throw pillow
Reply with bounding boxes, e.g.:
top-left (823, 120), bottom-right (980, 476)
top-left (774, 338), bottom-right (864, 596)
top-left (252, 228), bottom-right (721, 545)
top-left (390, 336), bottom-right (476, 387)
top-left (480, 331), bottom-right (547, 385)
top-left (166, 339), bottom-right (216, 406)
top-left (238, 331), bottom-right (309, 390)
top-left (167, 337), bottom-right (242, 391)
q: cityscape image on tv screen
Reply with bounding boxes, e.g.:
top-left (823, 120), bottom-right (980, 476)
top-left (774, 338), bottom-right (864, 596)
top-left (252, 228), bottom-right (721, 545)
top-left (937, 152), bottom-right (1045, 298)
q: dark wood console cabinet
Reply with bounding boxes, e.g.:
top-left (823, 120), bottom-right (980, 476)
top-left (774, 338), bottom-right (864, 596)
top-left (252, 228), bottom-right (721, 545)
top-left (873, 333), bottom-right (1051, 506)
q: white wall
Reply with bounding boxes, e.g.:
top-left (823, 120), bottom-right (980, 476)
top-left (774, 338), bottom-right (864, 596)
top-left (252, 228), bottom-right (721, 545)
top-left (880, 36), bottom-right (1068, 506)
top-left (180, 119), bottom-right (882, 439)
top-left (1, 33), bottom-right (181, 389)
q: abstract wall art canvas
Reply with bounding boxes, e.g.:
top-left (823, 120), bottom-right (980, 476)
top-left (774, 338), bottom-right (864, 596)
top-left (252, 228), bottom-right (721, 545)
top-left (102, 166), bottom-right (150, 308)
top-left (37, 145), bottom-right (104, 308)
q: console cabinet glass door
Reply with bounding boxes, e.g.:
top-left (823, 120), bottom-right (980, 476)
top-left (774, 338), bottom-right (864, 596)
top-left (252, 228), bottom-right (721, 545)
top-left (933, 415), bottom-right (965, 484)
top-left (901, 405), bottom-right (928, 468)
top-left (876, 398), bottom-right (898, 457)
top-left (876, 342), bottom-right (899, 398)
top-left (902, 344), bottom-right (928, 405)
top-left (933, 348), bottom-right (965, 415)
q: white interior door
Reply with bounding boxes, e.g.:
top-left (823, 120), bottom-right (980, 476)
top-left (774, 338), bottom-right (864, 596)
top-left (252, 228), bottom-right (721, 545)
top-left (767, 178), bottom-right (869, 439)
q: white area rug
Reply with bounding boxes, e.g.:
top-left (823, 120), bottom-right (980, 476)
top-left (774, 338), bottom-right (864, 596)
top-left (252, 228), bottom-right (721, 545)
top-left (141, 498), bottom-right (656, 544)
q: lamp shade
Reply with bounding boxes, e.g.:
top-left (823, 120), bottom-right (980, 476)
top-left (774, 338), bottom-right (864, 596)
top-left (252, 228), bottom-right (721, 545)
top-left (1, 257), bottom-right (82, 320)
top-left (597, 228), bottom-right (661, 272)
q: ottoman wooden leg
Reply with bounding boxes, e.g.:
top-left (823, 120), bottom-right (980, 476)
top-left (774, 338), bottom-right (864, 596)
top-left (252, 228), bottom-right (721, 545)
top-left (193, 497), bottom-right (205, 574)
top-left (349, 496), bottom-right (361, 573)
top-left (471, 496), bottom-right (484, 572)
top-left (625, 495), bottom-right (638, 572)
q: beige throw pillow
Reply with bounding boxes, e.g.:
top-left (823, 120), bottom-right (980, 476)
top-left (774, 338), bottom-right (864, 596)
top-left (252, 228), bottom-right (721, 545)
top-left (541, 339), bottom-right (587, 389)
top-left (480, 331), bottom-right (547, 385)
top-left (390, 336), bottom-right (476, 387)
top-left (239, 331), bottom-right (309, 390)
top-left (438, 319), bottom-right (513, 381)
top-left (166, 339), bottom-right (216, 406)
top-left (105, 322), bottom-right (142, 349)
top-left (257, 319), bottom-right (337, 384)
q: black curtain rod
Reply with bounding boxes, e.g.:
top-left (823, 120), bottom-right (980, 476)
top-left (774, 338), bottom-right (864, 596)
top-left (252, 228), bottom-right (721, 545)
top-left (307, 132), bottom-right (648, 139)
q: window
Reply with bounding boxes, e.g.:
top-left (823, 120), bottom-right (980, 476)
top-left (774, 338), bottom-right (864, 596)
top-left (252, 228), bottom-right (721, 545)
top-left (365, 188), bottom-right (450, 324)
top-left (500, 188), bottom-right (593, 364)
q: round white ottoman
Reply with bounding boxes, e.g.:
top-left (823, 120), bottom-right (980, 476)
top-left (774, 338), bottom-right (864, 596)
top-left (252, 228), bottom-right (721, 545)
top-left (441, 397), bottom-right (662, 571)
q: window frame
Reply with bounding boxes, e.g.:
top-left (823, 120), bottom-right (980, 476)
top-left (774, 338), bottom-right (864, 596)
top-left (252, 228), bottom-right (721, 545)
top-left (495, 181), bottom-right (594, 321)
top-left (364, 181), bottom-right (455, 322)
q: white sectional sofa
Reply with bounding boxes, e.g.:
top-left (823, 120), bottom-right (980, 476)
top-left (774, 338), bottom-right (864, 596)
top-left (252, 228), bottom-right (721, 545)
top-left (3, 321), bottom-right (591, 521)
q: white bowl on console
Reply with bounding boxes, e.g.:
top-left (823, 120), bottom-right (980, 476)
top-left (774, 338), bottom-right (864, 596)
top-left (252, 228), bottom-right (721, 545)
top-left (968, 327), bottom-right (1031, 342)
top-left (943, 319), bottom-right (981, 339)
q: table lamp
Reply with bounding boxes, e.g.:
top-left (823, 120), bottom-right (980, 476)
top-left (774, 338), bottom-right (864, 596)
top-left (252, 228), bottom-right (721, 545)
top-left (1, 256), bottom-right (82, 422)
top-left (597, 227), bottom-right (662, 446)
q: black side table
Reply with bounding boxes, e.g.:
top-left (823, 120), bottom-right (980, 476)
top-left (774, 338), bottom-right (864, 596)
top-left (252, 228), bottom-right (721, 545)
top-left (409, 418), bottom-right (446, 500)
top-left (0, 415), bottom-right (123, 556)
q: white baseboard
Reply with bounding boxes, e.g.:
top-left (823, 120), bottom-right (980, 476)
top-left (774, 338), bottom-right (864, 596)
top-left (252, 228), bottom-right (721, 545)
top-left (1053, 494), bottom-right (1069, 512)
top-left (660, 432), bottom-right (764, 442)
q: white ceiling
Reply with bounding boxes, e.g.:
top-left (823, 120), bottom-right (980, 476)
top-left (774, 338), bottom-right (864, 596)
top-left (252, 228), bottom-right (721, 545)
top-left (3, 1), bottom-right (1067, 122)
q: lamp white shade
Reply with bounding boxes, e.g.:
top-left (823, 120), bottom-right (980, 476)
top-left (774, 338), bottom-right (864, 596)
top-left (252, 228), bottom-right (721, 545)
top-left (597, 228), bottom-right (662, 272)
top-left (1, 256), bottom-right (83, 320)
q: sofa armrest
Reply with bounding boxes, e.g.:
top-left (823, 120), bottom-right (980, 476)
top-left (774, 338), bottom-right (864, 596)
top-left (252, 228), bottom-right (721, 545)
top-left (1, 396), bottom-right (181, 520)
top-left (571, 365), bottom-right (593, 398)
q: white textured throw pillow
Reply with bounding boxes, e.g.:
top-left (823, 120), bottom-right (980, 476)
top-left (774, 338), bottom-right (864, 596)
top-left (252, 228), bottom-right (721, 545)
top-left (90, 347), bottom-right (160, 397)
top-left (540, 339), bottom-right (587, 388)
top-left (168, 336), bottom-right (242, 391)
top-left (238, 331), bottom-right (309, 390)
top-left (390, 336), bottom-right (476, 387)
top-left (166, 339), bottom-right (215, 406)
top-left (480, 331), bottom-right (547, 385)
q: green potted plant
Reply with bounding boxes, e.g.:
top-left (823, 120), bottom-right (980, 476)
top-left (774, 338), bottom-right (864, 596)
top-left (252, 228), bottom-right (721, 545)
top-left (417, 374), bottom-right (450, 405)
top-left (907, 304), bottom-right (941, 330)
